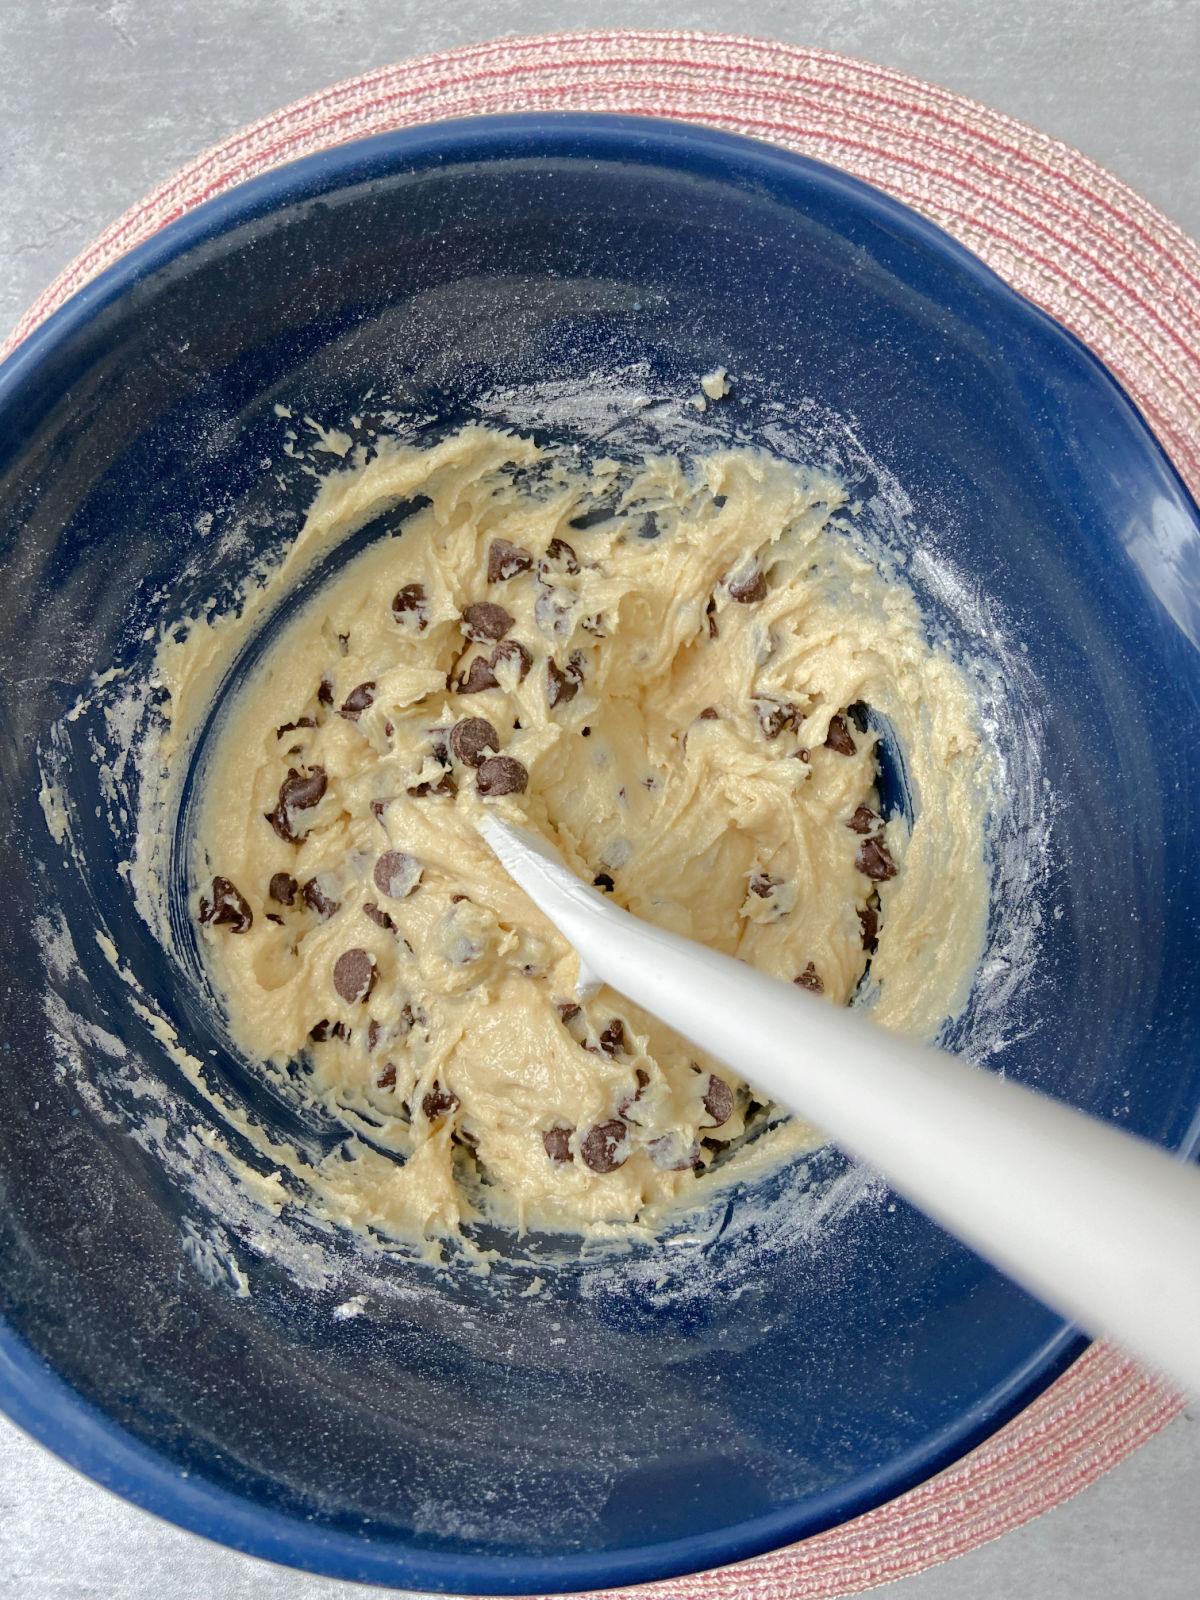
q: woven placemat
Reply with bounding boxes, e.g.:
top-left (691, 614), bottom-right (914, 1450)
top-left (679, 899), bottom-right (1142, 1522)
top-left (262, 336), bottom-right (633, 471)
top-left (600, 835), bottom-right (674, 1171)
top-left (4, 30), bottom-right (1193, 1599)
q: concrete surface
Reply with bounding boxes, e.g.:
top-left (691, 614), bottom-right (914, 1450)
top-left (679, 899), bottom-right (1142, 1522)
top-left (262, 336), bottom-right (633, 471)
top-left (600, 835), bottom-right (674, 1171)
top-left (2, 2), bottom-right (1199, 1597)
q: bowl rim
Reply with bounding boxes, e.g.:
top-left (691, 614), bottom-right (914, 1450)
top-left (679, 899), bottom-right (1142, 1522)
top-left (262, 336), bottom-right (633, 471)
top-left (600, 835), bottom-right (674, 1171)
top-left (2, 108), bottom-right (1195, 1594)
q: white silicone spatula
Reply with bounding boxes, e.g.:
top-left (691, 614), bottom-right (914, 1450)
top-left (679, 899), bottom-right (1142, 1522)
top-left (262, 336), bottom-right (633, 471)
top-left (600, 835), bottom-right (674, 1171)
top-left (478, 813), bottom-right (1200, 1396)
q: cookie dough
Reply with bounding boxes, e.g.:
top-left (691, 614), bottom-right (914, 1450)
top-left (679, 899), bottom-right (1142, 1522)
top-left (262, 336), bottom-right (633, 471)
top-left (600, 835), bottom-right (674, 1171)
top-left (178, 424), bottom-right (991, 1248)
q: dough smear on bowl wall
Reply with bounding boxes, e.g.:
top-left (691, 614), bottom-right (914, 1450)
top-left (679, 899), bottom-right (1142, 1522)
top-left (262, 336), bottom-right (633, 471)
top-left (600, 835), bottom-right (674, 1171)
top-left (155, 417), bottom-right (992, 1259)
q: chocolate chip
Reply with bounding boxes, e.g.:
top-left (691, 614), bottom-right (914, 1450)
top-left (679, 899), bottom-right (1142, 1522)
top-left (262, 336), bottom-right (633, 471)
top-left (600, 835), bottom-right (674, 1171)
top-left (276, 715), bottom-right (316, 737)
top-left (541, 537), bottom-right (579, 575)
top-left (793, 748), bottom-right (811, 763)
top-left (363, 902), bottom-right (396, 930)
top-left (399, 1000), bottom-right (424, 1036)
top-left (859, 904), bottom-right (880, 953)
top-left (333, 947), bottom-right (375, 1004)
top-left (702, 1075), bottom-right (734, 1127)
top-left (706, 597), bottom-right (719, 638)
top-left (598, 1019), bottom-right (626, 1056)
top-left (794, 962), bottom-right (824, 994)
top-left (198, 875), bottom-right (253, 933)
top-left (542, 1126), bottom-right (575, 1163)
top-left (265, 913), bottom-right (284, 925)
top-left (547, 651), bottom-right (585, 709)
top-left (847, 701), bottom-right (871, 733)
top-left (488, 540), bottom-right (533, 582)
top-left (317, 676), bottom-right (334, 705)
top-left (422, 1083), bottom-right (459, 1120)
top-left (462, 601), bottom-right (513, 641)
top-left (649, 1134), bottom-right (700, 1171)
top-left (557, 1002), bottom-right (581, 1023)
top-left (449, 717), bottom-right (499, 767)
top-left (728, 566), bottom-right (767, 603)
top-left (370, 798), bottom-right (390, 822)
top-left (701, 1137), bottom-right (730, 1156)
top-left (267, 765), bottom-right (327, 841)
top-left (857, 837), bottom-right (898, 881)
top-left (749, 873), bottom-right (781, 898)
top-left (593, 872), bottom-right (615, 893)
top-left (309, 1018), bottom-right (346, 1041)
top-left (367, 1020), bottom-right (381, 1052)
top-left (392, 583), bottom-right (428, 630)
top-left (455, 655), bottom-right (499, 694)
top-left (269, 872), bottom-right (298, 905)
top-left (824, 715), bottom-right (856, 756)
top-left (476, 755), bottom-right (528, 796)
top-left (337, 632), bottom-right (350, 655)
top-left (339, 682), bottom-right (375, 722)
top-left (376, 1061), bottom-right (397, 1088)
top-left (301, 877), bottom-right (340, 919)
top-left (754, 699), bottom-right (800, 739)
top-left (846, 805), bottom-right (880, 835)
top-left (493, 639), bottom-right (532, 680)
top-left (455, 640), bottom-right (532, 694)
top-left (407, 773), bottom-right (457, 799)
top-left (698, 706), bottom-right (719, 720)
top-left (373, 850), bottom-right (422, 899)
top-left (580, 1119), bottom-right (628, 1173)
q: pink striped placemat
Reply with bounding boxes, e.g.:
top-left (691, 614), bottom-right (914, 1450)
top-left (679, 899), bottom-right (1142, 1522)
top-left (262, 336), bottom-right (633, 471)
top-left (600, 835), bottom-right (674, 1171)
top-left (5, 30), bottom-right (1192, 1599)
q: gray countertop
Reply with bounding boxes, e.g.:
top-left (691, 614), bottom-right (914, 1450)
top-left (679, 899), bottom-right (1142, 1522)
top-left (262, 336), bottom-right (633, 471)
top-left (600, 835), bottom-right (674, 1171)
top-left (2, 3), bottom-right (1199, 1596)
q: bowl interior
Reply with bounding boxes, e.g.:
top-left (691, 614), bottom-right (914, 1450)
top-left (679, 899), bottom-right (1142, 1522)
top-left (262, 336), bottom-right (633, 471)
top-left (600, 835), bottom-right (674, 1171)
top-left (1, 116), bottom-right (1199, 1594)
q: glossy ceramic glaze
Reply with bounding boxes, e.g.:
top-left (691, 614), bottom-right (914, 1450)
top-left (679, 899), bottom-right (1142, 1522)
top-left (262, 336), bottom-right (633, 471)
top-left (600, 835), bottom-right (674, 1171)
top-left (1, 115), bottom-right (1198, 1594)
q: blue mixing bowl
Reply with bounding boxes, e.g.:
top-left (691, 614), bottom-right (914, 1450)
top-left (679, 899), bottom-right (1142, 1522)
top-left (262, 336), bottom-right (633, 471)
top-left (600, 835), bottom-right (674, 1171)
top-left (1, 115), bottom-right (1199, 1594)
